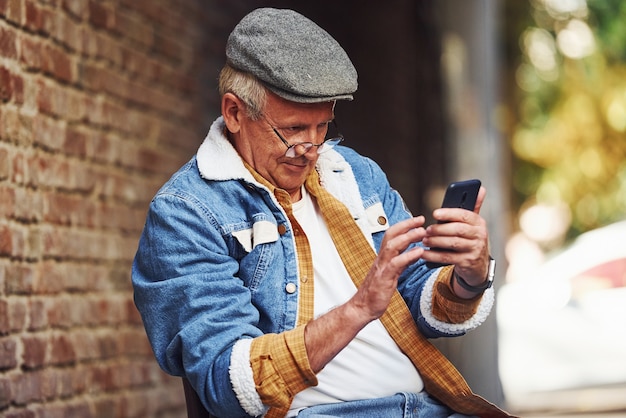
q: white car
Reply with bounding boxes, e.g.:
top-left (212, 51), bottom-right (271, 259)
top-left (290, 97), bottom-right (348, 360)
top-left (498, 221), bottom-right (626, 407)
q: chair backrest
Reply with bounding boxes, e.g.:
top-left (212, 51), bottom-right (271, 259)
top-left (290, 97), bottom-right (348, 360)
top-left (182, 378), bottom-right (215, 418)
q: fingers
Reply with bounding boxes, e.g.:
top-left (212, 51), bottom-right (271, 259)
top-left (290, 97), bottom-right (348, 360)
top-left (422, 204), bottom-right (490, 281)
top-left (352, 216), bottom-right (426, 320)
top-left (378, 216), bottom-right (426, 259)
top-left (474, 186), bottom-right (486, 213)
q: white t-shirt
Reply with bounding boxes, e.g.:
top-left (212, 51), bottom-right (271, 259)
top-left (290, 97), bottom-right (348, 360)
top-left (288, 188), bottom-right (424, 416)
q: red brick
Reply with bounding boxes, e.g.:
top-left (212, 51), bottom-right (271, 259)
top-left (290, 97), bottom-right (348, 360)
top-left (38, 5), bottom-right (57, 37)
top-left (6, 264), bottom-right (36, 295)
top-left (113, 10), bottom-right (154, 48)
top-left (24, 0), bottom-right (43, 33)
top-left (28, 298), bottom-right (48, 330)
top-left (49, 333), bottom-right (76, 366)
top-left (0, 145), bottom-right (9, 180)
top-left (46, 297), bottom-right (72, 328)
top-left (120, 390), bottom-right (152, 418)
top-left (37, 401), bottom-right (92, 418)
top-left (0, 106), bottom-right (32, 146)
top-left (32, 115), bottom-right (65, 151)
top-left (94, 31), bottom-right (123, 64)
top-left (30, 154), bottom-right (73, 190)
top-left (36, 80), bottom-right (83, 120)
top-left (88, 1), bottom-right (113, 30)
top-left (42, 368), bottom-right (76, 399)
top-left (126, 298), bottom-right (143, 326)
top-left (64, 126), bottom-right (88, 157)
top-left (14, 187), bottom-right (43, 223)
top-left (88, 365), bottom-right (113, 392)
top-left (0, 338), bottom-right (17, 370)
top-left (119, 0), bottom-right (163, 25)
top-left (0, 299), bottom-right (8, 334)
top-left (4, 411), bottom-right (36, 418)
top-left (2, 0), bottom-right (22, 25)
top-left (19, 36), bottom-right (42, 70)
top-left (7, 297), bottom-right (27, 330)
top-left (42, 43), bottom-right (74, 83)
top-left (71, 330), bottom-right (98, 362)
top-left (119, 329), bottom-right (152, 356)
top-left (0, 185), bottom-right (15, 217)
top-left (10, 72), bottom-right (24, 104)
top-left (0, 376), bottom-right (10, 409)
top-left (55, 10), bottom-right (83, 53)
top-left (94, 397), bottom-right (119, 418)
top-left (11, 150), bottom-right (27, 184)
top-left (4, 222), bottom-right (26, 260)
top-left (32, 260), bottom-right (64, 294)
top-left (12, 370), bottom-right (44, 404)
top-left (98, 333), bottom-right (118, 359)
top-left (154, 31), bottom-right (184, 63)
top-left (22, 335), bottom-right (47, 369)
top-left (43, 192), bottom-right (83, 226)
top-left (0, 66), bottom-right (12, 101)
top-left (0, 224), bottom-right (13, 256)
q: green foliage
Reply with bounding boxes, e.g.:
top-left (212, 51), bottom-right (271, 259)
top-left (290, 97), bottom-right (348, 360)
top-left (511, 0), bottom-right (626, 242)
top-left (587, 0), bottom-right (626, 62)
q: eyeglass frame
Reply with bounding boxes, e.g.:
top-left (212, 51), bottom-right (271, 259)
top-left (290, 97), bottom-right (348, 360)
top-left (265, 118), bottom-right (344, 158)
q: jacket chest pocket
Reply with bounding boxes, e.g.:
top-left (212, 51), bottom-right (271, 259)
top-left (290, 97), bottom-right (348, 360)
top-left (229, 219), bottom-right (281, 291)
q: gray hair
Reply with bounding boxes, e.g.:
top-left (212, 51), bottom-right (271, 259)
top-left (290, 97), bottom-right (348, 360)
top-left (218, 63), bottom-right (267, 120)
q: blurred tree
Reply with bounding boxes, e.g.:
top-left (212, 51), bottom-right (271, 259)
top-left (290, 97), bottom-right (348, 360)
top-left (506, 0), bottom-right (626, 246)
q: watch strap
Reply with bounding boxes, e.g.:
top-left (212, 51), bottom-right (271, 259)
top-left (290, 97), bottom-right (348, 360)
top-left (454, 257), bottom-right (495, 292)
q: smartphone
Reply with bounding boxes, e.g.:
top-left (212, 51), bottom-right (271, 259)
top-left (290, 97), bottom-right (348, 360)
top-left (425, 179), bottom-right (481, 268)
top-left (439, 179), bottom-right (481, 215)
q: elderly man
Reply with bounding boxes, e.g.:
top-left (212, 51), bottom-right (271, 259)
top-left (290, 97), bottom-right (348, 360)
top-left (132, 7), bottom-right (513, 418)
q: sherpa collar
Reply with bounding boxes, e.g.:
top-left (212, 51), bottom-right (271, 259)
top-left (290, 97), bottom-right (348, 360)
top-left (196, 117), bottom-right (367, 226)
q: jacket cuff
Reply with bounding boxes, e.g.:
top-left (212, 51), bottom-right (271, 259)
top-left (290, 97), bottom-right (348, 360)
top-left (230, 338), bottom-right (267, 416)
top-left (233, 326), bottom-right (317, 414)
top-left (420, 266), bottom-right (494, 335)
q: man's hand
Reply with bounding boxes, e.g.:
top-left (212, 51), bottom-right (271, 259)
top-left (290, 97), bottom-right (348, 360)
top-left (349, 215), bottom-right (427, 321)
top-left (421, 186), bottom-right (491, 297)
top-left (304, 216), bottom-right (426, 372)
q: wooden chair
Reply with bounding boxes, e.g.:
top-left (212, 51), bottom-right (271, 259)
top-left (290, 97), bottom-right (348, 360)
top-left (182, 378), bottom-right (215, 418)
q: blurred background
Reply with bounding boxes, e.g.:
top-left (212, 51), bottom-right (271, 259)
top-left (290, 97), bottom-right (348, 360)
top-left (262, 1), bottom-right (626, 415)
top-left (0, 0), bottom-right (624, 416)
top-left (497, 0), bottom-right (626, 416)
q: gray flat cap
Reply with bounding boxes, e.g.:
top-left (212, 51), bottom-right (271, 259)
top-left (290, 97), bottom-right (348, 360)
top-left (226, 8), bottom-right (358, 103)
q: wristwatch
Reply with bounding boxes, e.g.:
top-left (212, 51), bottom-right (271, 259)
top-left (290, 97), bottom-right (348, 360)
top-left (454, 257), bottom-right (495, 292)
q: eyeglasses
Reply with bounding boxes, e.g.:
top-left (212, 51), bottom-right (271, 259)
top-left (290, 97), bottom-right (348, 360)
top-left (266, 119), bottom-right (344, 158)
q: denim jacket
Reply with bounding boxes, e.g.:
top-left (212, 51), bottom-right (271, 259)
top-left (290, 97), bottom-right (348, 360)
top-left (132, 117), bottom-right (494, 417)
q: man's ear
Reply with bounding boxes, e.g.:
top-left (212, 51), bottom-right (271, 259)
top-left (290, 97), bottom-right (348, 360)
top-left (221, 93), bottom-right (245, 134)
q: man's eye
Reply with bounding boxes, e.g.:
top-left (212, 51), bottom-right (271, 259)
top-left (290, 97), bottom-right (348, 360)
top-left (283, 127), bottom-right (301, 135)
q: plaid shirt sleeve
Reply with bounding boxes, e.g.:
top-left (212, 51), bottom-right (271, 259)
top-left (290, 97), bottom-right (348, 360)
top-left (249, 325), bottom-right (317, 416)
top-left (431, 265), bottom-right (483, 323)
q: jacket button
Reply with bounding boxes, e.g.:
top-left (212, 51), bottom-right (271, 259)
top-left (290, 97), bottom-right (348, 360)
top-left (277, 224), bottom-right (287, 235)
top-left (285, 283), bottom-right (297, 294)
top-left (377, 216), bottom-right (387, 225)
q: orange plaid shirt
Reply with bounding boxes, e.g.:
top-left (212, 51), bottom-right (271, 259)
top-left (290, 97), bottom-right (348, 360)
top-left (246, 167), bottom-right (513, 418)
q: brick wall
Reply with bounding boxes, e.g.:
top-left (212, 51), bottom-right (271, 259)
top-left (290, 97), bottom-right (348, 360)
top-left (0, 0), bottom-right (245, 416)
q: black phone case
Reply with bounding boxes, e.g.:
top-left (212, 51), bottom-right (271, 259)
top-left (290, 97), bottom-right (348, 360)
top-left (440, 179), bottom-right (481, 210)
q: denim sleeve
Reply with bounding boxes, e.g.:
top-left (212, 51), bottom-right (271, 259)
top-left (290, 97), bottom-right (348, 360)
top-left (132, 192), bottom-right (261, 417)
